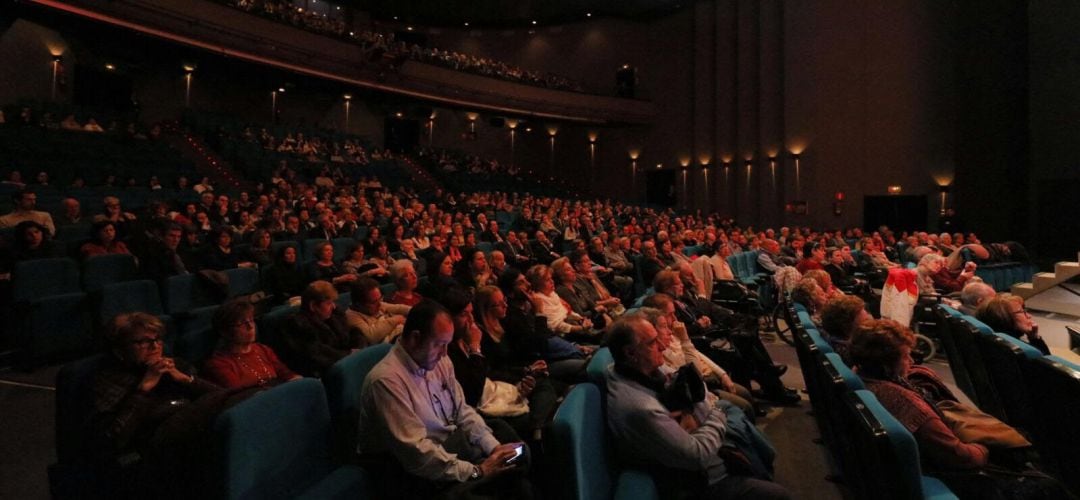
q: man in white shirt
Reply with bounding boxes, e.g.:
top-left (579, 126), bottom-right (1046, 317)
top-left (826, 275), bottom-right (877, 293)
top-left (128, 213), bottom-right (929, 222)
top-left (357, 301), bottom-right (530, 499)
top-left (344, 278), bottom-right (411, 345)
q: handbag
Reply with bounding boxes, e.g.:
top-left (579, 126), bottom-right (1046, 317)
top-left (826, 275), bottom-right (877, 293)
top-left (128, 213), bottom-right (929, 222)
top-left (936, 400), bottom-right (1031, 448)
top-left (477, 378), bottom-right (529, 417)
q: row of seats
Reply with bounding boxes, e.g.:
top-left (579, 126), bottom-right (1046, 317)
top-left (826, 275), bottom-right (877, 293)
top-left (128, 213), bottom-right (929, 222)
top-left (8, 256), bottom-right (261, 363)
top-left (545, 347), bottom-right (659, 500)
top-left (933, 305), bottom-right (1080, 494)
top-left (787, 302), bottom-right (959, 499)
top-left (53, 344), bottom-right (393, 499)
top-left (972, 262), bottom-right (1037, 292)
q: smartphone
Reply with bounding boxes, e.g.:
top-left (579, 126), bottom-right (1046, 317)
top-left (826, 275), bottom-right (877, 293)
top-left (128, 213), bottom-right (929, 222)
top-left (504, 444), bottom-right (524, 465)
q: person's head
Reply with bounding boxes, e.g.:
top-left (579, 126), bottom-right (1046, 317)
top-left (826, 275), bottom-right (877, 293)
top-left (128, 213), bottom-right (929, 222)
top-left (642, 240), bottom-right (657, 258)
top-left (346, 242), bottom-right (365, 262)
top-left (804, 269), bottom-right (833, 292)
top-left (468, 249), bottom-right (487, 273)
top-left (15, 220), bottom-right (47, 249)
top-left (301, 280), bottom-right (338, 320)
top-left (315, 241), bottom-right (334, 262)
top-left (12, 189), bottom-right (36, 211)
top-left (642, 293), bottom-right (677, 325)
top-left (211, 227), bottom-right (232, 249)
top-left (92, 220), bottom-right (117, 245)
top-left (820, 295), bottom-right (871, 341)
top-left (917, 253), bottom-right (946, 275)
top-left (526, 264), bottom-right (555, 293)
top-left (61, 197), bottom-right (80, 216)
top-left (849, 319), bottom-right (916, 378)
top-left (977, 293), bottom-right (1034, 335)
top-left (442, 288), bottom-right (476, 340)
top-left (792, 278), bottom-right (827, 310)
top-left (653, 269), bottom-right (684, 297)
top-left (498, 267), bottom-right (530, 298)
top-left (762, 239), bottom-right (780, 255)
top-left (390, 260), bottom-right (418, 292)
top-left (569, 249), bottom-right (593, 274)
top-left (213, 298), bottom-right (257, 347)
top-left (638, 307), bottom-right (673, 351)
top-left (607, 314), bottom-right (664, 377)
top-left (827, 247), bottom-right (844, 266)
top-left (350, 278), bottom-right (383, 316)
top-left (107, 312), bottom-right (167, 367)
top-left (959, 281), bottom-right (995, 310)
top-left (488, 250), bottom-right (506, 272)
top-left (475, 285), bottom-right (508, 321)
top-left (400, 300), bottom-right (454, 370)
top-left (551, 257), bottom-right (576, 285)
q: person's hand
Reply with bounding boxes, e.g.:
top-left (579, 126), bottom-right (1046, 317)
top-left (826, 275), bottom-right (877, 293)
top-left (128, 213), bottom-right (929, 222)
top-left (138, 358), bottom-right (170, 392)
top-left (578, 344), bottom-right (596, 355)
top-left (697, 317), bottom-right (711, 329)
top-left (672, 321), bottom-right (691, 341)
top-left (392, 314), bottom-right (406, 326)
top-left (518, 375), bottom-right (536, 397)
top-left (720, 373), bottom-right (737, 393)
top-left (465, 323), bottom-right (484, 351)
top-left (581, 318), bottom-right (593, 329)
top-left (672, 410), bottom-right (700, 432)
top-left (964, 261), bottom-right (977, 273)
top-left (528, 360), bottom-right (549, 377)
top-left (479, 443), bottom-right (524, 478)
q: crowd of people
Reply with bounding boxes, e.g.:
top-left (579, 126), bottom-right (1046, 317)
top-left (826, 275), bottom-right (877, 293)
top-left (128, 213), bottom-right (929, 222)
top-left (220, 0), bottom-right (588, 92)
top-left (2, 111), bottom-right (1052, 497)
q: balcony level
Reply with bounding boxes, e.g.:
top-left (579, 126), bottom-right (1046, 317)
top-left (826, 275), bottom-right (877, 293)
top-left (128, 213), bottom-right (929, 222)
top-left (29, 0), bottom-right (656, 124)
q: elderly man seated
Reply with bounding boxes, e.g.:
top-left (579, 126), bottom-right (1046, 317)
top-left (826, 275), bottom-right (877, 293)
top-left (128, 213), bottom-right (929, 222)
top-left (604, 315), bottom-right (791, 499)
top-left (357, 300), bottom-right (531, 499)
top-left (957, 281), bottom-right (995, 316)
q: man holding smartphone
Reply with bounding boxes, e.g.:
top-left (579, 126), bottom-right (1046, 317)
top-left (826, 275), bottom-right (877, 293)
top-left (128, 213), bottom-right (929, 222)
top-left (357, 300), bottom-right (532, 499)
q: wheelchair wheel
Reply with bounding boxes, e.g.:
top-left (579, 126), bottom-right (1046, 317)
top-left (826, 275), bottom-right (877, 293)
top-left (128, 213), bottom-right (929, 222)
top-left (770, 305), bottom-right (796, 346)
top-left (912, 333), bottom-right (937, 362)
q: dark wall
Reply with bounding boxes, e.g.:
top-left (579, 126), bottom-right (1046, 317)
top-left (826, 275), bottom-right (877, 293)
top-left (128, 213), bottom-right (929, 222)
top-left (953, 0), bottom-right (1029, 245)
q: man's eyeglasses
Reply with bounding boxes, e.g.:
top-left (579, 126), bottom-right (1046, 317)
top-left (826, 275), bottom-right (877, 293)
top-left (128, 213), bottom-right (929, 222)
top-left (130, 336), bottom-right (164, 348)
top-left (1010, 308), bottom-right (1031, 318)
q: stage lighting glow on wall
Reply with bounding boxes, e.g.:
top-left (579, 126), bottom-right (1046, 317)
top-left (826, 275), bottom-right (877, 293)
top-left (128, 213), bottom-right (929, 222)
top-left (888, 185), bottom-right (902, 195)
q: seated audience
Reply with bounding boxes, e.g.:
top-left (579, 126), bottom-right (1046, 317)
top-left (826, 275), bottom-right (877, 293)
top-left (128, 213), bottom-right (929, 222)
top-left (497, 268), bottom-right (590, 382)
top-left (976, 293), bottom-right (1051, 355)
top-left (603, 315), bottom-right (791, 499)
top-left (526, 263), bottom-right (595, 341)
top-left (344, 278), bottom-right (410, 345)
top-left (387, 259), bottom-right (423, 306)
top-left (444, 289), bottom-right (558, 443)
top-left (278, 280), bottom-right (358, 377)
top-left (305, 241), bottom-right (357, 288)
top-left (4, 220), bottom-right (60, 265)
top-left (203, 298), bottom-right (300, 389)
top-left (357, 300), bottom-right (531, 499)
top-left (850, 319), bottom-right (1068, 498)
top-left (957, 281), bottom-right (995, 316)
top-left (818, 295), bottom-right (872, 357)
top-left (264, 244), bottom-right (307, 305)
top-left (89, 312), bottom-right (232, 495)
top-left (0, 189), bottom-right (56, 235)
top-left (80, 220), bottom-right (132, 260)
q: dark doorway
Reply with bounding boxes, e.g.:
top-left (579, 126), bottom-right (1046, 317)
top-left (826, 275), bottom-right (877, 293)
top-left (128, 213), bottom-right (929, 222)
top-left (646, 170), bottom-right (677, 207)
top-left (863, 195), bottom-right (928, 232)
top-left (384, 117), bottom-right (419, 154)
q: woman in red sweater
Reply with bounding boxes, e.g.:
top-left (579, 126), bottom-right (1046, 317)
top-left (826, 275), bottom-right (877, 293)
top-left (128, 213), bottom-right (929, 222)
top-left (203, 298), bottom-right (301, 389)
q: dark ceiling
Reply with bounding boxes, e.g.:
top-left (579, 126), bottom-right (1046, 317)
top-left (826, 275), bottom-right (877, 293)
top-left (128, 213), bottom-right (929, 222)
top-left (342, 0), bottom-right (686, 27)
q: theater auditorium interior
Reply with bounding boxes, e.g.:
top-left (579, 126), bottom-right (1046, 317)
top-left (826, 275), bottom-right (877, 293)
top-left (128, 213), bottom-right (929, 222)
top-left (2, 0), bottom-right (1080, 498)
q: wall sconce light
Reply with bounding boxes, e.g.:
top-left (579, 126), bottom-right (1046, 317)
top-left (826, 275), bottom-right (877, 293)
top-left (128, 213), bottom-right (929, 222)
top-left (938, 185), bottom-right (950, 214)
top-left (587, 131), bottom-right (598, 144)
top-left (51, 54), bottom-right (64, 101)
top-left (833, 191), bottom-right (845, 216)
top-left (628, 149), bottom-right (640, 160)
top-left (887, 185), bottom-right (903, 195)
top-left (547, 126), bottom-right (558, 137)
top-left (680, 157), bottom-right (691, 168)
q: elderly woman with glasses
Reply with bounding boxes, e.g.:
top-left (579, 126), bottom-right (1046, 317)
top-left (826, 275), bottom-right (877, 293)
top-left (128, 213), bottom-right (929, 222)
top-left (203, 299), bottom-right (300, 389)
top-left (90, 312), bottom-right (234, 495)
top-left (977, 293), bottom-right (1050, 355)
